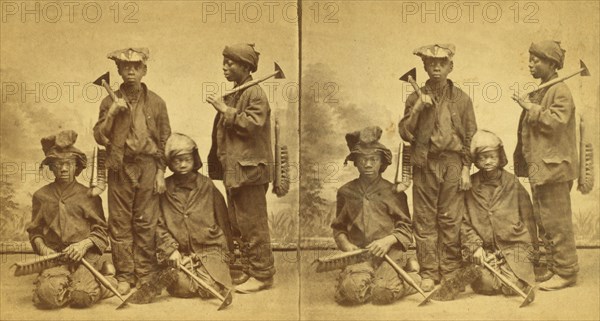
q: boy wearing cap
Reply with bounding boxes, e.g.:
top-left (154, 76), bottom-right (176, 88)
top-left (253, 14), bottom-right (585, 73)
top-left (512, 41), bottom-right (579, 290)
top-left (399, 43), bottom-right (477, 291)
top-left (206, 43), bottom-right (275, 292)
top-left (27, 130), bottom-right (117, 308)
top-left (93, 48), bottom-right (171, 294)
top-left (156, 133), bottom-right (233, 299)
top-left (459, 130), bottom-right (536, 299)
top-left (331, 126), bottom-right (419, 305)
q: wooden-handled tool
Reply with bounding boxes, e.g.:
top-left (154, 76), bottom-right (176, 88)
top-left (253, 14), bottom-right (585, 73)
top-left (520, 60), bottom-right (590, 98)
top-left (179, 264), bottom-right (233, 310)
top-left (481, 261), bottom-right (535, 308)
top-left (220, 62), bottom-right (285, 99)
top-left (383, 254), bottom-right (435, 306)
top-left (93, 72), bottom-right (118, 102)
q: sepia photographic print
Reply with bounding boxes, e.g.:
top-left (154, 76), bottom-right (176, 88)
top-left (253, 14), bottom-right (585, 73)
top-left (0, 1), bottom-right (598, 320)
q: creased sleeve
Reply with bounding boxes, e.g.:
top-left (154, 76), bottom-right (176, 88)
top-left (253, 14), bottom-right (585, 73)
top-left (155, 99), bottom-right (171, 171)
top-left (527, 84), bottom-right (574, 135)
top-left (331, 190), bottom-right (348, 240)
top-left (27, 193), bottom-right (46, 253)
top-left (222, 86), bottom-right (270, 137)
top-left (398, 92), bottom-right (420, 142)
top-left (93, 97), bottom-right (113, 147)
top-left (389, 192), bottom-right (412, 251)
top-left (460, 195), bottom-right (483, 257)
top-left (156, 196), bottom-right (179, 260)
top-left (461, 98), bottom-right (477, 166)
top-left (85, 195), bottom-right (110, 253)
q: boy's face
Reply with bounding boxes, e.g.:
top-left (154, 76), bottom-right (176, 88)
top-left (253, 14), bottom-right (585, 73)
top-left (222, 58), bottom-right (249, 83)
top-left (475, 150), bottom-right (500, 172)
top-left (424, 58), bottom-right (452, 82)
top-left (118, 61), bottom-right (146, 85)
top-left (528, 54), bottom-right (555, 80)
top-left (355, 153), bottom-right (382, 179)
top-left (50, 158), bottom-right (77, 184)
top-left (171, 153), bottom-right (195, 175)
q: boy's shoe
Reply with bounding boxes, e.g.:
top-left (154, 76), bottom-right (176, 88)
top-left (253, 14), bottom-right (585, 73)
top-left (231, 271), bottom-right (250, 285)
top-left (535, 270), bottom-right (554, 283)
top-left (539, 274), bottom-right (576, 291)
top-left (235, 277), bottom-right (273, 293)
top-left (117, 281), bottom-right (132, 296)
top-left (420, 278), bottom-right (436, 292)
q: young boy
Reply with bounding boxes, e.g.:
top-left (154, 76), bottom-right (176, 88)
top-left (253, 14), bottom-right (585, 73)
top-left (206, 43), bottom-right (275, 292)
top-left (398, 43), bottom-right (477, 291)
top-left (512, 40), bottom-right (579, 290)
top-left (156, 133), bottom-right (233, 299)
top-left (330, 126), bottom-right (419, 305)
top-left (93, 48), bottom-right (171, 294)
top-left (27, 130), bottom-right (116, 309)
top-left (460, 130), bottom-right (537, 299)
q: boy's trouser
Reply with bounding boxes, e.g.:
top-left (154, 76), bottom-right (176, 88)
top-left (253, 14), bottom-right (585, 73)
top-left (227, 184), bottom-right (276, 280)
top-left (412, 152), bottom-right (464, 282)
top-left (335, 249), bottom-right (420, 305)
top-left (108, 155), bottom-right (159, 285)
top-left (33, 256), bottom-right (116, 309)
top-left (470, 262), bottom-right (528, 296)
top-left (531, 181), bottom-right (579, 277)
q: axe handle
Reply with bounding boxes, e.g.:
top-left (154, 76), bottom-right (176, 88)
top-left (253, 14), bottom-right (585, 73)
top-left (383, 254), bottom-right (427, 298)
top-left (481, 261), bottom-right (527, 299)
top-left (220, 71), bottom-right (279, 99)
top-left (178, 264), bottom-right (226, 302)
top-left (80, 258), bottom-right (125, 302)
top-left (101, 79), bottom-right (118, 102)
top-left (524, 68), bottom-right (585, 97)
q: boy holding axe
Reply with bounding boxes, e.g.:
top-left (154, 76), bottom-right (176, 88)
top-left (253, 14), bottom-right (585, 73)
top-left (206, 43), bottom-right (275, 292)
top-left (512, 40), bottom-right (580, 290)
top-left (93, 48), bottom-right (171, 295)
top-left (398, 43), bottom-right (477, 291)
top-left (26, 130), bottom-right (118, 309)
top-left (330, 126), bottom-right (420, 305)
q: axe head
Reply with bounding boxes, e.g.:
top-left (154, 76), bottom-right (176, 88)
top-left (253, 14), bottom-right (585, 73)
top-left (580, 60), bottom-right (591, 77)
top-left (93, 72), bottom-right (110, 86)
top-left (274, 62), bottom-right (285, 79)
top-left (399, 68), bottom-right (417, 82)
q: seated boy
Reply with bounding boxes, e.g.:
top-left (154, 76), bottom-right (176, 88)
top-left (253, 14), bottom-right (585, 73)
top-left (27, 130), bottom-right (116, 309)
top-left (460, 130), bottom-right (537, 298)
top-left (330, 126), bottom-right (420, 305)
top-left (156, 133), bottom-right (233, 299)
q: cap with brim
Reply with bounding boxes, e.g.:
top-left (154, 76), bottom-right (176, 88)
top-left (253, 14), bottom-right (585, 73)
top-left (344, 126), bottom-right (393, 171)
top-left (40, 130), bottom-right (87, 174)
top-left (470, 130), bottom-right (508, 168)
top-left (107, 47), bottom-right (150, 64)
top-left (413, 43), bottom-right (456, 61)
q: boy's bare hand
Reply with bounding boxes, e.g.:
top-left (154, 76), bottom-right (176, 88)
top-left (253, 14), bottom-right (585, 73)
top-left (366, 235), bottom-right (397, 258)
top-left (511, 93), bottom-right (533, 111)
top-left (63, 239), bottom-right (93, 262)
top-left (413, 94), bottom-right (434, 114)
top-left (169, 250), bottom-right (182, 267)
top-left (459, 166), bottom-right (472, 191)
top-left (206, 95), bottom-right (228, 113)
top-left (154, 169), bottom-right (166, 194)
top-left (108, 98), bottom-right (128, 117)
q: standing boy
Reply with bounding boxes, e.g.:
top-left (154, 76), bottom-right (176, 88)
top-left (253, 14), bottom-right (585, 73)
top-left (398, 43), bottom-right (477, 291)
top-left (206, 43), bottom-right (275, 292)
top-left (28, 130), bottom-right (116, 308)
top-left (93, 48), bottom-right (171, 294)
top-left (331, 126), bottom-right (419, 305)
top-left (512, 40), bottom-right (579, 290)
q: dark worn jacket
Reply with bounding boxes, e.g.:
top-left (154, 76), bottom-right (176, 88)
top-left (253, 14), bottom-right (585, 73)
top-left (27, 181), bottom-right (108, 254)
top-left (156, 173), bottom-right (232, 285)
top-left (460, 170), bottom-right (536, 285)
top-left (399, 79), bottom-right (477, 167)
top-left (93, 83), bottom-right (171, 171)
top-left (514, 75), bottom-right (578, 186)
top-left (331, 177), bottom-right (412, 250)
top-left (208, 76), bottom-right (273, 189)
